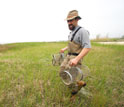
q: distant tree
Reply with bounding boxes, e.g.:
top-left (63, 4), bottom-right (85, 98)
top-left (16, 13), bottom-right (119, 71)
top-left (106, 33), bottom-right (109, 38)
top-left (121, 35), bottom-right (124, 39)
top-left (96, 34), bottom-right (100, 39)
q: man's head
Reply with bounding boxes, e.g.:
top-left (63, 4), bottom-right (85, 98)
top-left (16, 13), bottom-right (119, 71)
top-left (66, 10), bottom-right (81, 31)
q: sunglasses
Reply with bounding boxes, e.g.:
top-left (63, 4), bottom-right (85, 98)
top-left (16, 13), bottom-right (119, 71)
top-left (67, 19), bottom-right (75, 23)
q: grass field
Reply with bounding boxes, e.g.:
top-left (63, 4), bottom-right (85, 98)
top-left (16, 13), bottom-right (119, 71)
top-left (91, 37), bottom-right (124, 42)
top-left (0, 42), bottom-right (124, 107)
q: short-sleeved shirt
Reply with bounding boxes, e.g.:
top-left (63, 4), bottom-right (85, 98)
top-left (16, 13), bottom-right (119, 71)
top-left (68, 25), bottom-right (91, 48)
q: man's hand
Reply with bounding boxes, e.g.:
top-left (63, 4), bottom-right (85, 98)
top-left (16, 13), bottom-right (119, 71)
top-left (60, 48), bottom-right (65, 53)
top-left (60, 47), bottom-right (68, 53)
top-left (69, 58), bottom-right (78, 66)
top-left (69, 48), bottom-right (91, 66)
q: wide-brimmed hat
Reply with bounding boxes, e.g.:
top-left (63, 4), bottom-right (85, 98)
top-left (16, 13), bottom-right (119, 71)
top-left (65, 10), bottom-right (81, 21)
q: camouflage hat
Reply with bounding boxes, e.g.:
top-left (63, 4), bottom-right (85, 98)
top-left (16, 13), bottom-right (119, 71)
top-left (65, 10), bottom-right (81, 21)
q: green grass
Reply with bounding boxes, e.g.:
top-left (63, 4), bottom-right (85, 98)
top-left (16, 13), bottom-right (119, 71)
top-left (0, 42), bottom-right (124, 107)
top-left (91, 37), bottom-right (124, 42)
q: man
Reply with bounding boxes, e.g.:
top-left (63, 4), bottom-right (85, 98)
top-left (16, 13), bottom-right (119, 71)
top-left (59, 10), bottom-right (91, 99)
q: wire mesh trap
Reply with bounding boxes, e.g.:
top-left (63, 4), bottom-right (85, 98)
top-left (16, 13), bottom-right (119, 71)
top-left (61, 67), bottom-right (83, 85)
top-left (52, 53), bottom-right (65, 66)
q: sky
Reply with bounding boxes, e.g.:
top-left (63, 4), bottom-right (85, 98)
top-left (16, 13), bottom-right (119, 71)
top-left (0, 0), bottom-right (124, 44)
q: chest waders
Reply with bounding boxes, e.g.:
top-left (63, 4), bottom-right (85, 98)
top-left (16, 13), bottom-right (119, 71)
top-left (60, 27), bottom-right (82, 72)
top-left (59, 27), bottom-right (84, 92)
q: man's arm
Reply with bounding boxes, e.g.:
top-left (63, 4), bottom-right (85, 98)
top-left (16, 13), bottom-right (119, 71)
top-left (69, 48), bottom-right (91, 66)
top-left (60, 46), bottom-right (68, 53)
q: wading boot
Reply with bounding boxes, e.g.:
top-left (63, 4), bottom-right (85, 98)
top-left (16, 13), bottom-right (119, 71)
top-left (70, 81), bottom-right (86, 101)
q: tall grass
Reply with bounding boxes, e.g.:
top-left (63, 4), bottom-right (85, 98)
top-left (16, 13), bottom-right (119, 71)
top-left (0, 42), bottom-right (124, 107)
top-left (91, 37), bottom-right (124, 42)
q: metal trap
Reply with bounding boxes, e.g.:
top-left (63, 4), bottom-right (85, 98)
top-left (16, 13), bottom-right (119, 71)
top-left (52, 53), bottom-right (65, 66)
top-left (61, 67), bottom-right (83, 85)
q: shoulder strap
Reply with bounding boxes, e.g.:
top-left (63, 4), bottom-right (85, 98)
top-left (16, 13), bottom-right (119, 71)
top-left (71, 27), bottom-right (82, 42)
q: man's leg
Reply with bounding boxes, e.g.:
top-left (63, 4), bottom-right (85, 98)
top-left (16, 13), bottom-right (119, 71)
top-left (70, 61), bottom-right (86, 100)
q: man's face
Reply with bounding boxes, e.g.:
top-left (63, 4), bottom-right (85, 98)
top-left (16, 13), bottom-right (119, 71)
top-left (67, 18), bottom-right (77, 31)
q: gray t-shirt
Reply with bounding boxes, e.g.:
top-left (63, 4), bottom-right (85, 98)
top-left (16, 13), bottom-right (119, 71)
top-left (68, 26), bottom-right (91, 48)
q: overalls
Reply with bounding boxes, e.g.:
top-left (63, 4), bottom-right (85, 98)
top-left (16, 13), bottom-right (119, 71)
top-left (60, 40), bottom-right (83, 92)
top-left (60, 27), bottom-right (83, 74)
